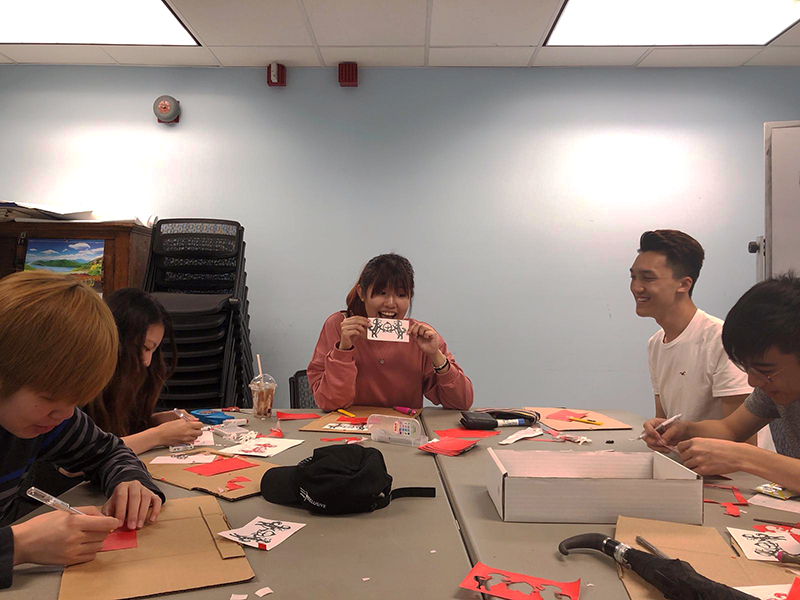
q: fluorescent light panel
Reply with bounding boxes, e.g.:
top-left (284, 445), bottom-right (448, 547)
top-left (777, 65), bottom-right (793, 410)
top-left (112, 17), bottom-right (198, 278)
top-left (0, 0), bottom-right (196, 45)
top-left (548, 0), bottom-right (800, 46)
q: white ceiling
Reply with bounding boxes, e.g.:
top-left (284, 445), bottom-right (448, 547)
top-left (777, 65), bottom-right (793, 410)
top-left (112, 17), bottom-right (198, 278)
top-left (2, 0), bottom-right (800, 68)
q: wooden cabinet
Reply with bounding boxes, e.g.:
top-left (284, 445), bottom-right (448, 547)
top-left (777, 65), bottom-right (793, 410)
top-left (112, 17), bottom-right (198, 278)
top-left (0, 221), bottom-right (152, 294)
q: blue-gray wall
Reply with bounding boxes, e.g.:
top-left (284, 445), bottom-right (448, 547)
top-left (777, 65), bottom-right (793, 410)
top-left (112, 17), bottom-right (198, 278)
top-left (0, 65), bottom-right (794, 411)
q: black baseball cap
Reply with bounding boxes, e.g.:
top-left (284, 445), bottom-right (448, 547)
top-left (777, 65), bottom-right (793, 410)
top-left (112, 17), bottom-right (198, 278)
top-left (260, 445), bottom-right (434, 515)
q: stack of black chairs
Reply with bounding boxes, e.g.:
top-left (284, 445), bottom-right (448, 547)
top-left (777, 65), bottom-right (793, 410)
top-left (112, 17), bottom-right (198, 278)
top-left (143, 218), bottom-right (254, 410)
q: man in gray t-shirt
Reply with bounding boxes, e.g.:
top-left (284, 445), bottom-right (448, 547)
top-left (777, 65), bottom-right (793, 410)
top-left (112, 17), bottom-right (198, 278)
top-left (642, 274), bottom-right (800, 491)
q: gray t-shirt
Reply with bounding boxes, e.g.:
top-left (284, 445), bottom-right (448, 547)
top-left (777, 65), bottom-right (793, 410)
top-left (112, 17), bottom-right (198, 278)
top-left (745, 388), bottom-right (800, 458)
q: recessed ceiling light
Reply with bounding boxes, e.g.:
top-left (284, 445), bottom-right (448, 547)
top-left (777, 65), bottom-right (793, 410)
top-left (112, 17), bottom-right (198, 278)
top-left (547, 0), bottom-right (800, 46)
top-left (0, 0), bottom-right (197, 45)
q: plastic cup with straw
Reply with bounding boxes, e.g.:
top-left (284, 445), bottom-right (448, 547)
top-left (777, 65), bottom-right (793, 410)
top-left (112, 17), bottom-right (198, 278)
top-left (250, 353), bottom-right (276, 418)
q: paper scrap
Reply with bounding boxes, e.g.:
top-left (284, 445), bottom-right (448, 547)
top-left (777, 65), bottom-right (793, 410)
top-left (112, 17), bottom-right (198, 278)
top-left (230, 594), bottom-right (248, 600)
top-left (748, 493), bottom-right (800, 515)
top-left (276, 411), bottom-right (320, 420)
top-left (219, 438), bottom-right (304, 458)
top-left (255, 588), bottom-right (274, 597)
top-left (499, 427), bottom-right (544, 445)
top-left (337, 416), bottom-right (369, 424)
top-left (193, 429), bottom-right (215, 446)
top-left (430, 550), bottom-right (436, 554)
top-left (185, 456), bottom-right (259, 477)
top-left (150, 454), bottom-right (217, 465)
top-left (728, 526), bottom-right (800, 561)
top-left (434, 428), bottom-right (500, 439)
top-left (734, 581), bottom-right (795, 599)
top-left (267, 428), bottom-right (284, 438)
top-left (459, 562), bottom-right (580, 600)
top-left (366, 317), bottom-right (409, 342)
top-left (218, 517), bottom-right (306, 551)
top-left (362, 578), bottom-right (370, 582)
top-left (100, 528), bottom-right (138, 552)
top-left (546, 409), bottom-right (588, 422)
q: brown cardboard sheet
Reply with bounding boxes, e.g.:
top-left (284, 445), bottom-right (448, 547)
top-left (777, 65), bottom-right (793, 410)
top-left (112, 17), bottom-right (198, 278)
top-left (147, 450), bottom-right (278, 501)
top-left (615, 516), bottom-right (796, 600)
top-left (59, 496), bottom-right (254, 600)
top-left (299, 406), bottom-right (422, 434)
top-left (526, 407), bottom-right (633, 431)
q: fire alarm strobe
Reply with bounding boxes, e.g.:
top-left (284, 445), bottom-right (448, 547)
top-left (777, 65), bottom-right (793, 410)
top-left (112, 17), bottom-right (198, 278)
top-left (338, 62), bottom-right (358, 87)
top-left (267, 63), bottom-right (286, 87)
top-left (153, 95), bottom-right (180, 123)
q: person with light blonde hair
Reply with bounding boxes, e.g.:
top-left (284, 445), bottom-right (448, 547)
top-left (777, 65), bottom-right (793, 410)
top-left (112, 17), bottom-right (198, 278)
top-left (0, 271), bottom-right (164, 589)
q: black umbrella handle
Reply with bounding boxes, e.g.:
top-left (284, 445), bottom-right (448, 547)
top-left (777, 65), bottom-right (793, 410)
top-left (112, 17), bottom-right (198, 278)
top-left (558, 533), bottom-right (631, 566)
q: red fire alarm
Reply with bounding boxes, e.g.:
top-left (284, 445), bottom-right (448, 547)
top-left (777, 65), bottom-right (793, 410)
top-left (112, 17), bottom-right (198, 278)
top-left (267, 63), bottom-right (286, 87)
top-left (338, 62), bottom-right (358, 87)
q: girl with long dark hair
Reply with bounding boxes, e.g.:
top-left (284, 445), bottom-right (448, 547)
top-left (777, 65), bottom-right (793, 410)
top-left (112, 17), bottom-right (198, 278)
top-left (86, 288), bottom-right (202, 454)
top-left (307, 253), bottom-right (473, 411)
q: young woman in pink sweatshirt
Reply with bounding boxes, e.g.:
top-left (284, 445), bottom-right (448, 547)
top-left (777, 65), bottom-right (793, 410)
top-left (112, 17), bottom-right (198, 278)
top-left (307, 253), bottom-right (474, 412)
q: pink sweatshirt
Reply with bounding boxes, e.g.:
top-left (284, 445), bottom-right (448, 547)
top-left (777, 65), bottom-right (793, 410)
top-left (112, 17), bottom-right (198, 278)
top-left (307, 312), bottom-right (474, 412)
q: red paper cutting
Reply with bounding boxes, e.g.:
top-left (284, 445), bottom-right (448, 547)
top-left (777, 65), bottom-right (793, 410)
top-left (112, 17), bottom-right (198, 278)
top-left (754, 525), bottom-right (800, 544)
top-left (230, 476), bottom-right (251, 482)
top-left (434, 428), bottom-right (500, 439)
top-left (546, 410), bottom-right (588, 422)
top-left (459, 562), bottom-right (580, 600)
top-left (275, 412), bottom-right (320, 420)
top-left (100, 528), bottom-right (138, 552)
top-left (226, 481), bottom-right (244, 491)
top-left (185, 456), bottom-right (259, 476)
top-left (337, 416), bottom-right (369, 424)
top-left (788, 576), bottom-right (800, 600)
top-left (721, 503), bottom-right (740, 517)
top-left (267, 428), bottom-right (284, 438)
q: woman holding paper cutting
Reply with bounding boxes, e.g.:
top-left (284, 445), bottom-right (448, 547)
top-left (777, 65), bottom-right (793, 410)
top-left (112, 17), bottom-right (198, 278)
top-left (86, 289), bottom-right (202, 454)
top-left (307, 253), bottom-right (474, 411)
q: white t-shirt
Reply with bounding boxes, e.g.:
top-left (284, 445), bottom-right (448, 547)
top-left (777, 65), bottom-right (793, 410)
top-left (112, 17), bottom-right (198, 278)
top-left (648, 309), bottom-right (752, 422)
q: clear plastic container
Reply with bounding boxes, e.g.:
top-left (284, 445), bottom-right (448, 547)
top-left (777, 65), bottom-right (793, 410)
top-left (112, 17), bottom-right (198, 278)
top-left (250, 373), bottom-right (277, 418)
top-left (367, 414), bottom-right (427, 447)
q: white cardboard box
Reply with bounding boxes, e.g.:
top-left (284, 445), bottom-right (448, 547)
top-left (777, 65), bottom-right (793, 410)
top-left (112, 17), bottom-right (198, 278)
top-left (487, 448), bottom-right (703, 525)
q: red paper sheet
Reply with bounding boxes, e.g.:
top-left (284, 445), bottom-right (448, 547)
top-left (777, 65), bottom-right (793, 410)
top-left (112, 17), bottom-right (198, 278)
top-left (789, 577), bottom-right (800, 600)
top-left (419, 437), bottom-right (478, 456)
top-left (459, 562), bottom-right (580, 600)
top-left (434, 428), bottom-right (500, 439)
top-left (275, 412), bottom-right (320, 420)
top-left (226, 481), bottom-right (244, 491)
top-left (100, 528), bottom-right (138, 552)
top-left (185, 456), bottom-right (259, 476)
top-left (337, 416), bottom-right (369, 424)
top-left (229, 476), bottom-right (251, 482)
top-left (545, 410), bottom-right (588, 422)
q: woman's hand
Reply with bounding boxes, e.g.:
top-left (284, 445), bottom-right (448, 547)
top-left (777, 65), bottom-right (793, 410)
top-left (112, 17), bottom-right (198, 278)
top-left (408, 322), bottom-right (448, 370)
top-left (339, 316), bottom-right (369, 351)
top-left (156, 419), bottom-right (203, 446)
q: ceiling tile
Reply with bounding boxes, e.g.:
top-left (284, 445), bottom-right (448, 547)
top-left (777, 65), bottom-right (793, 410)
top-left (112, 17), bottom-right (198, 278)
top-left (211, 46), bottom-right (320, 67)
top-left (428, 46), bottom-right (534, 67)
top-left (752, 20), bottom-right (800, 46)
top-left (102, 46), bottom-right (220, 66)
top-left (638, 47), bottom-right (762, 68)
top-left (430, 0), bottom-right (561, 47)
top-left (170, 0), bottom-right (311, 46)
top-left (304, 0), bottom-right (427, 46)
top-left (320, 46), bottom-right (424, 67)
top-left (745, 47), bottom-right (800, 66)
top-left (534, 46), bottom-right (647, 67)
top-left (0, 50), bottom-right (14, 63)
top-left (0, 45), bottom-right (116, 64)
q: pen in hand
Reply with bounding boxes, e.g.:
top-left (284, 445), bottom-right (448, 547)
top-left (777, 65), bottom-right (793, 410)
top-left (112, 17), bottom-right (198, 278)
top-left (634, 413), bottom-right (682, 441)
top-left (26, 486), bottom-right (86, 515)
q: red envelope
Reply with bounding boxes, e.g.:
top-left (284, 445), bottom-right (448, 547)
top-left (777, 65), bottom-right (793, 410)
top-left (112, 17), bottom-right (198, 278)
top-left (545, 410), bottom-right (588, 422)
top-left (100, 528), bottom-right (138, 552)
top-left (419, 437), bottom-right (478, 456)
top-left (185, 456), bottom-right (259, 476)
top-left (337, 416), bottom-right (369, 424)
top-left (459, 562), bottom-right (580, 600)
top-left (275, 412), bottom-right (320, 420)
top-left (434, 428), bottom-right (500, 439)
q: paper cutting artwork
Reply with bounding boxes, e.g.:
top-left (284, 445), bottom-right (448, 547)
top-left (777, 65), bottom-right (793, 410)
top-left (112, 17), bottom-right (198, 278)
top-left (366, 318), bottom-right (410, 342)
top-left (219, 438), bottom-right (303, 458)
top-left (193, 430), bottom-right (215, 446)
top-left (459, 562), bottom-right (580, 600)
top-left (322, 422), bottom-right (369, 432)
top-left (218, 516), bottom-right (305, 551)
top-left (728, 527), bottom-right (800, 561)
top-left (100, 528), bottom-right (138, 552)
top-left (185, 456), bottom-right (259, 477)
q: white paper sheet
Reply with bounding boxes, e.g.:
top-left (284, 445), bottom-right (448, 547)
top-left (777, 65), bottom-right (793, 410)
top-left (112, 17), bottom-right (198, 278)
top-left (219, 438), bottom-right (304, 458)
top-left (728, 526), bottom-right (800, 561)
top-left (193, 430), bottom-right (215, 446)
top-left (366, 318), bottom-right (410, 342)
top-left (748, 493), bottom-right (800, 515)
top-left (150, 454), bottom-right (217, 464)
top-left (734, 583), bottom-right (793, 599)
top-left (218, 517), bottom-right (305, 550)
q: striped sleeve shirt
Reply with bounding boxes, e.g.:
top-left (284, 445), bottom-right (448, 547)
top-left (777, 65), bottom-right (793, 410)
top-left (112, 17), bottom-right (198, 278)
top-left (0, 408), bottom-right (164, 588)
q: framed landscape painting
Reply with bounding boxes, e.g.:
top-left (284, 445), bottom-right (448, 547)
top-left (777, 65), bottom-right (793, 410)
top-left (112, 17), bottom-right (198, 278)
top-left (24, 238), bottom-right (104, 294)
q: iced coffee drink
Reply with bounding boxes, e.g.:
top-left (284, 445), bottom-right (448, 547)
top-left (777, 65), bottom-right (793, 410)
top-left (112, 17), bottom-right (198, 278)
top-left (250, 373), bottom-right (276, 418)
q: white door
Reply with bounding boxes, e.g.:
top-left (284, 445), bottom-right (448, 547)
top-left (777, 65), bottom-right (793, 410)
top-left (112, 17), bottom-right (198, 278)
top-left (765, 121), bottom-right (800, 277)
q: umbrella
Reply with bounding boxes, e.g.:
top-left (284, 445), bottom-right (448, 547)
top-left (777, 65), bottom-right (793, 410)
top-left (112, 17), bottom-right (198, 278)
top-left (558, 533), bottom-right (757, 600)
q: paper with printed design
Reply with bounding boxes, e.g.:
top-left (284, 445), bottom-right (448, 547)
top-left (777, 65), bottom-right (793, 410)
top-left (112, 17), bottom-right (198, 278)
top-left (366, 318), bottom-right (410, 342)
top-left (218, 516), bottom-right (306, 551)
top-left (218, 438), bottom-right (303, 458)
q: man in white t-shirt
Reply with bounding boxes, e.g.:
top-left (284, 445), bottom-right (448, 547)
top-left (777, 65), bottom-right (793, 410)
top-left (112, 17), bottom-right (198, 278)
top-left (630, 230), bottom-right (752, 423)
